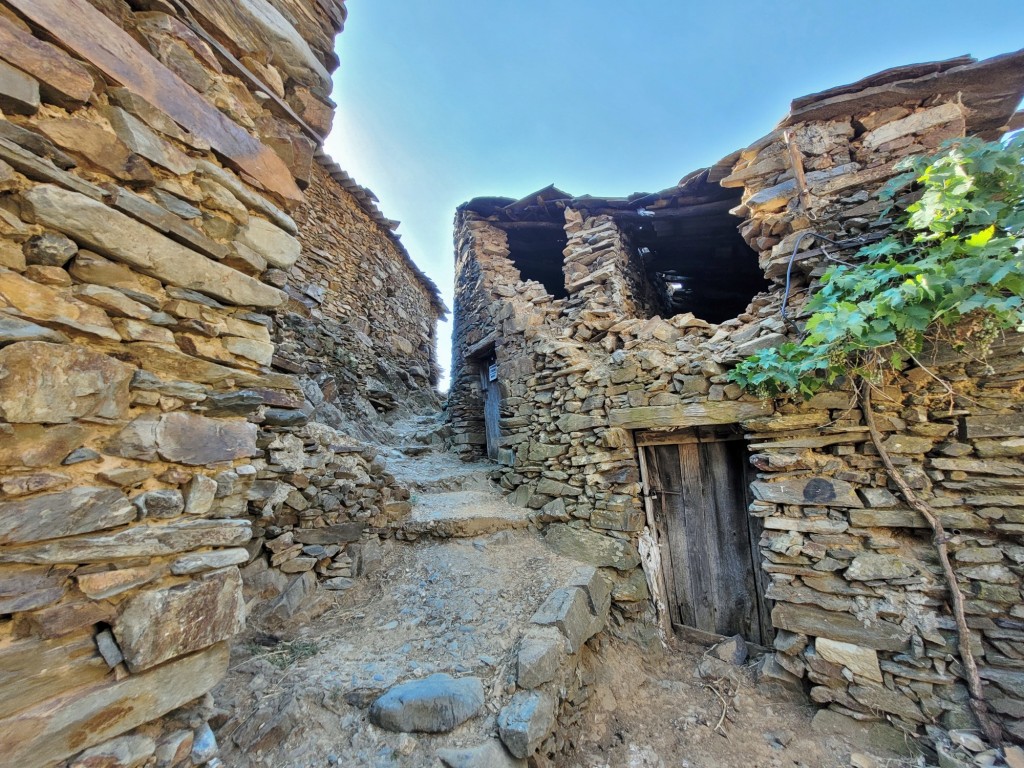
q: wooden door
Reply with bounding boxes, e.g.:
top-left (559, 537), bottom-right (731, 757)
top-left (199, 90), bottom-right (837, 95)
top-left (640, 427), bottom-right (772, 644)
top-left (479, 355), bottom-right (501, 461)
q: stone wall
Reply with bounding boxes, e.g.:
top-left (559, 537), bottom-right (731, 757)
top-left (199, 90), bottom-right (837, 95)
top-left (281, 158), bottom-right (445, 438)
top-left (448, 218), bottom-right (518, 456)
top-left (0, 1), bottom-right (438, 765)
top-left (447, 52), bottom-right (1024, 746)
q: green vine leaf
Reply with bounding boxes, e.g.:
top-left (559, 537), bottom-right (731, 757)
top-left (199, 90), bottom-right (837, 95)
top-left (729, 134), bottom-right (1024, 399)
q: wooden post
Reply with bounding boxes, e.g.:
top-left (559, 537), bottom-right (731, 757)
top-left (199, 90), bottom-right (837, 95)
top-left (637, 446), bottom-right (674, 646)
top-left (783, 130), bottom-right (813, 214)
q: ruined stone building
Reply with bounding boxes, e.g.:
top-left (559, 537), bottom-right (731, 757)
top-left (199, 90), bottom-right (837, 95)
top-left (0, 0), bottom-right (444, 765)
top-left (448, 52), bottom-right (1024, 745)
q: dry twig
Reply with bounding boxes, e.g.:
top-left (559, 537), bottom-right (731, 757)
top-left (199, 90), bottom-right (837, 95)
top-left (700, 677), bottom-right (735, 737)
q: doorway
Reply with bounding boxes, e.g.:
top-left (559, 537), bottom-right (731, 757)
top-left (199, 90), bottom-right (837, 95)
top-left (637, 425), bottom-right (772, 644)
top-left (478, 353), bottom-right (501, 461)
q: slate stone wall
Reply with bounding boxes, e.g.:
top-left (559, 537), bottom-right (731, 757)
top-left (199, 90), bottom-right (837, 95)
top-left (447, 54), bottom-right (1024, 744)
top-left (0, 1), bottom-right (437, 765)
top-left (283, 160), bottom-right (445, 434)
top-left (448, 219), bottom-right (517, 454)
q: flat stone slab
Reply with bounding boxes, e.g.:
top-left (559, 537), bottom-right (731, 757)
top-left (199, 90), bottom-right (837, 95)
top-left (751, 476), bottom-right (863, 507)
top-left (0, 641), bottom-right (228, 768)
top-left (0, 519), bottom-right (251, 564)
top-left (437, 739), bottom-right (525, 768)
top-left (113, 567), bottom-right (244, 672)
top-left (155, 412), bottom-right (258, 466)
top-left (845, 553), bottom-right (919, 581)
top-left (22, 185), bottom-right (286, 306)
top-left (608, 400), bottom-right (771, 430)
top-left (543, 524), bottom-right (640, 571)
top-left (0, 341), bottom-right (132, 423)
top-left (403, 490), bottom-right (531, 538)
top-left (369, 673), bottom-right (484, 733)
top-left (815, 638), bottom-right (882, 682)
top-left (772, 603), bottom-right (910, 652)
top-left (0, 424), bottom-right (86, 468)
top-left (291, 522), bottom-right (364, 545)
top-left (0, 487), bottom-right (134, 545)
top-left (849, 684), bottom-right (925, 722)
top-left (0, 315), bottom-right (67, 344)
top-left (68, 734), bottom-right (155, 768)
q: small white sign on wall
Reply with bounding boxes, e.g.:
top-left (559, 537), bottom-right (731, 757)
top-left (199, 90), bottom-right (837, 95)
top-left (488, 363), bottom-right (498, 382)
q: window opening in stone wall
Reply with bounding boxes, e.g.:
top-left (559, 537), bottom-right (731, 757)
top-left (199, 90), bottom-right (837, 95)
top-left (631, 215), bottom-right (766, 323)
top-left (502, 224), bottom-right (569, 299)
top-left (619, 189), bottom-right (767, 324)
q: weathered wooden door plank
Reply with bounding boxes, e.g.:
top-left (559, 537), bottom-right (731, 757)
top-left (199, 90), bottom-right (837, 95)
top-left (480, 357), bottom-right (501, 461)
top-left (703, 440), bottom-right (758, 639)
top-left (678, 441), bottom-right (718, 629)
top-left (735, 440), bottom-right (774, 644)
top-left (642, 446), bottom-right (680, 629)
top-left (651, 443), bottom-right (691, 627)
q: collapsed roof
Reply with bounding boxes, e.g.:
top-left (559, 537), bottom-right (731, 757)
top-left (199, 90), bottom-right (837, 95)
top-left (781, 49), bottom-right (1024, 135)
top-left (462, 50), bottom-right (1024, 228)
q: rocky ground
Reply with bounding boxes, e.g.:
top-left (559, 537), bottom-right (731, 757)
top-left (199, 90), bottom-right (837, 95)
top-left (569, 636), bottom-right (873, 768)
top-left (214, 528), bottom-right (579, 767)
top-left (209, 413), bottom-right (979, 768)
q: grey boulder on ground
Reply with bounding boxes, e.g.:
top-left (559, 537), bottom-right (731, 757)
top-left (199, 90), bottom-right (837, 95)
top-left (368, 673), bottom-right (484, 733)
top-left (711, 634), bottom-right (749, 665)
top-left (497, 690), bottom-right (556, 759)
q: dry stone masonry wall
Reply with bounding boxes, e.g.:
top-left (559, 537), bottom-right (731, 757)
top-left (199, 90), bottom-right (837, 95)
top-left (448, 51), bottom-right (1024, 747)
top-left (0, 1), bottom-right (441, 766)
top-left (283, 159), bottom-right (446, 436)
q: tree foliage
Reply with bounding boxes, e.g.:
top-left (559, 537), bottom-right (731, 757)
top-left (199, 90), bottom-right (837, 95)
top-left (729, 134), bottom-right (1024, 399)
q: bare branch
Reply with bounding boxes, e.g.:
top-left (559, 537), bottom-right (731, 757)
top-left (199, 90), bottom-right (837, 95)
top-left (860, 381), bottom-right (1002, 745)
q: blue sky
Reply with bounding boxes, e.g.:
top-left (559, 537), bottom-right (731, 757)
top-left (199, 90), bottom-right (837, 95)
top-left (323, 1), bottom-right (1024, 389)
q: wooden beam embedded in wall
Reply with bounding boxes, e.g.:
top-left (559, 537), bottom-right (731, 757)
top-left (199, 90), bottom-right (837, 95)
top-left (783, 130), bottom-right (813, 214)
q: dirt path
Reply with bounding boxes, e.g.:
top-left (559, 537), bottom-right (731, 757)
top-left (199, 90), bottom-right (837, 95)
top-left (213, 530), bottom-right (581, 767)
top-left (569, 636), bottom-right (862, 768)
top-left (212, 415), bottom-right (908, 768)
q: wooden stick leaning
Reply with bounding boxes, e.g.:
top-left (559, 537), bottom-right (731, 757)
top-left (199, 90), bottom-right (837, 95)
top-left (860, 382), bottom-right (1002, 745)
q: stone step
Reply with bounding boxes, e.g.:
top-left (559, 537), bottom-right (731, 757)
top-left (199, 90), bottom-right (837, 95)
top-left (397, 490), bottom-right (531, 539)
top-left (383, 451), bottom-right (498, 494)
top-left (417, 468), bottom-right (495, 494)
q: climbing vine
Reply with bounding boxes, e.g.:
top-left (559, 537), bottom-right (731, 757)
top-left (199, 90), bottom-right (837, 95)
top-left (729, 134), bottom-right (1024, 398)
top-left (729, 135), bottom-right (1024, 746)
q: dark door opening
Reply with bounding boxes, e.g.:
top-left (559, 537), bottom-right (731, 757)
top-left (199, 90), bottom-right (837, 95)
top-left (638, 425), bottom-right (772, 645)
top-left (478, 353), bottom-right (501, 461)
